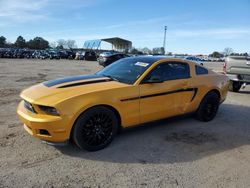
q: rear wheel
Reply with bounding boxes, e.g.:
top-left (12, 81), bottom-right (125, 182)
top-left (73, 106), bottom-right (118, 151)
top-left (196, 92), bottom-right (220, 122)
top-left (229, 80), bottom-right (241, 92)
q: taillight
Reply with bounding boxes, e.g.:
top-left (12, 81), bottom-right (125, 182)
top-left (223, 62), bottom-right (227, 72)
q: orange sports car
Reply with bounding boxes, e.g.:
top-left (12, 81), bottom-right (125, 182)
top-left (17, 56), bottom-right (229, 151)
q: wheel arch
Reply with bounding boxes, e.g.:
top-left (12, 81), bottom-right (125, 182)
top-left (208, 89), bottom-right (221, 100)
top-left (196, 88), bottom-right (221, 111)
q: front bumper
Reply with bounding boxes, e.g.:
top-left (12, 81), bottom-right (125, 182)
top-left (226, 73), bottom-right (250, 84)
top-left (17, 100), bottom-right (70, 142)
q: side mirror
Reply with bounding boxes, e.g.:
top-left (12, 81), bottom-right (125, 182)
top-left (144, 76), bottom-right (163, 83)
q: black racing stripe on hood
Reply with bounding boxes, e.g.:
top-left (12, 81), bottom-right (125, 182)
top-left (57, 78), bottom-right (112, 88)
top-left (43, 74), bottom-right (104, 87)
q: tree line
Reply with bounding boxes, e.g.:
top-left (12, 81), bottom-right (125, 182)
top-left (131, 47), bottom-right (248, 57)
top-left (210, 48), bottom-right (248, 58)
top-left (0, 35), bottom-right (77, 50)
top-left (0, 35), bottom-right (248, 56)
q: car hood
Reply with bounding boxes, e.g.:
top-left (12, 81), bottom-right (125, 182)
top-left (20, 74), bottom-right (129, 105)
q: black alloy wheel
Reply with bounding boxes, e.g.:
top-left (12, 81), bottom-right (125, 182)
top-left (196, 92), bottom-right (220, 122)
top-left (73, 106), bottom-right (118, 151)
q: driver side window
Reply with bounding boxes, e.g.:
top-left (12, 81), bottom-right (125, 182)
top-left (143, 62), bottom-right (190, 82)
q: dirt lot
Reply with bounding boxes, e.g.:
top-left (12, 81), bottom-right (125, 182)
top-left (0, 59), bottom-right (250, 188)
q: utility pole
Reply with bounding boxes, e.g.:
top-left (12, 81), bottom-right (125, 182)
top-left (163, 26), bottom-right (167, 54)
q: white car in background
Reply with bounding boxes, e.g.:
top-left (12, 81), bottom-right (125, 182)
top-left (174, 56), bottom-right (204, 66)
top-left (99, 51), bottom-right (114, 57)
top-left (184, 56), bottom-right (204, 66)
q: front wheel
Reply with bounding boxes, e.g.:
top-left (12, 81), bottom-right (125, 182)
top-left (196, 92), bottom-right (220, 122)
top-left (72, 106), bottom-right (118, 151)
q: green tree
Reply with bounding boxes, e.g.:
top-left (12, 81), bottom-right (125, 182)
top-left (56, 45), bottom-right (64, 50)
top-left (27, 37), bottom-right (49, 49)
top-left (152, 47), bottom-right (165, 55)
top-left (130, 48), bottom-right (139, 54)
top-left (130, 47), bottom-right (143, 55)
top-left (141, 47), bottom-right (152, 54)
top-left (166, 52), bottom-right (173, 56)
top-left (0, 36), bottom-right (6, 47)
top-left (14, 36), bottom-right (26, 48)
top-left (210, 51), bottom-right (223, 58)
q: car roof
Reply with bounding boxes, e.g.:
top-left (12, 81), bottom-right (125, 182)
top-left (125, 56), bottom-right (190, 65)
top-left (125, 56), bottom-right (166, 64)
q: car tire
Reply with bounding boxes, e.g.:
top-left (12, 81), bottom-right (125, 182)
top-left (229, 80), bottom-right (241, 92)
top-left (196, 92), bottom-right (220, 122)
top-left (72, 106), bottom-right (118, 151)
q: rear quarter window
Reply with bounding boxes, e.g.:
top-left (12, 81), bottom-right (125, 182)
top-left (195, 65), bottom-right (208, 75)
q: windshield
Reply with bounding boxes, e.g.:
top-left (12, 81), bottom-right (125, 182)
top-left (96, 57), bottom-right (152, 84)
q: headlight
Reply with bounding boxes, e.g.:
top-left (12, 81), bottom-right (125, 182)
top-left (39, 105), bottom-right (60, 116)
top-left (24, 100), bottom-right (37, 113)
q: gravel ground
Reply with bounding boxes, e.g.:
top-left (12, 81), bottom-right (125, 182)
top-left (0, 59), bottom-right (249, 188)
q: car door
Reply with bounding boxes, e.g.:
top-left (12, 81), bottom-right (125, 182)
top-left (139, 61), bottom-right (195, 123)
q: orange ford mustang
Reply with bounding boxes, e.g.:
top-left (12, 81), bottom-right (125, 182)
top-left (17, 56), bottom-right (229, 151)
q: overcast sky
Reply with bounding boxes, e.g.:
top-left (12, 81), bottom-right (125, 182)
top-left (0, 0), bottom-right (249, 54)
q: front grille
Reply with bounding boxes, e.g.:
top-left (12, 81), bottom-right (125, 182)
top-left (24, 100), bottom-right (37, 113)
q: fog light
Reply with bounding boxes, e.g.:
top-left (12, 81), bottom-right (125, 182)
top-left (39, 129), bottom-right (50, 136)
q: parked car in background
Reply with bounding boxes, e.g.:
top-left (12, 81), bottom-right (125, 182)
top-left (98, 53), bottom-right (129, 67)
top-left (62, 50), bottom-right (76, 59)
top-left (99, 51), bottom-right (114, 57)
top-left (79, 51), bottom-right (86, 60)
top-left (49, 51), bottom-right (60, 59)
top-left (23, 50), bottom-right (34, 59)
top-left (184, 56), bottom-right (204, 66)
top-left (224, 56), bottom-right (250, 92)
top-left (0, 49), bottom-right (5, 58)
top-left (38, 50), bottom-right (50, 59)
top-left (84, 51), bottom-right (97, 61)
top-left (17, 56), bottom-right (229, 151)
top-left (3, 49), bottom-right (14, 58)
top-left (75, 51), bottom-right (84, 60)
top-left (0, 48), bottom-right (76, 60)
